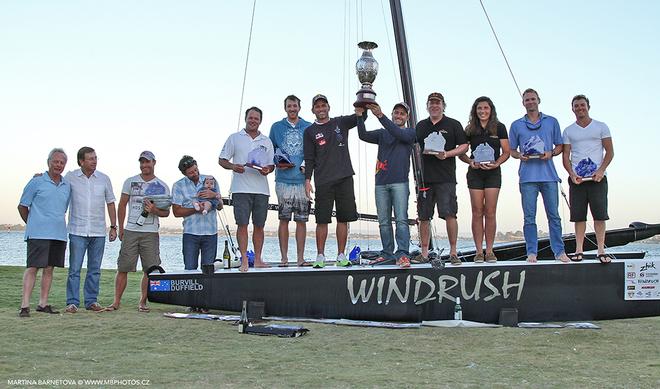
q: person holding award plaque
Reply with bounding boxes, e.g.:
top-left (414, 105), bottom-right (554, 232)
top-left (562, 95), bottom-right (614, 263)
top-left (509, 88), bottom-right (570, 263)
top-left (459, 97), bottom-right (510, 263)
top-left (415, 92), bottom-right (469, 266)
top-left (269, 95), bottom-right (312, 267)
top-left (219, 106), bottom-right (275, 272)
top-left (109, 151), bottom-right (170, 313)
top-left (303, 94), bottom-right (363, 268)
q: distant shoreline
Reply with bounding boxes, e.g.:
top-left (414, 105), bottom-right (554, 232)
top-left (2, 224), bottom-right (660, 244)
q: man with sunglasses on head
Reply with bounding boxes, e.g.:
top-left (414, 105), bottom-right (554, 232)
top-left (303, 94), bottom-right (364, 268)
top-left (172, 155), bottom-right (222, 275)
top-left (509, 88), bottom-right (570, 263)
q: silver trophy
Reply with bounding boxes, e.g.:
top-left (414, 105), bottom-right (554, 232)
top-left (354, 41), bottom-right (379, 107)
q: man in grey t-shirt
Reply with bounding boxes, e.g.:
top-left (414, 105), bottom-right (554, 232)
top-left (107, 151), bottom-right (171, 312)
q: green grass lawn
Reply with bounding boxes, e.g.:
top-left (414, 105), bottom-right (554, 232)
top-left (0, 265), bottom-right (659, 388)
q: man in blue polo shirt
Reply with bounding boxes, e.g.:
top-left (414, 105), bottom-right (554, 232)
top-left (509, 88), bottom-right (570, 263)
top-left (172, 155), bottom-right (221, 272)
top-left (269, 95), bottom-right (312, 267)
top-left (18, 148), bottom-right (71, 317)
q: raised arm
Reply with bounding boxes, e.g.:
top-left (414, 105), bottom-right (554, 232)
top-left (356, 107), bottom-right (379, 144)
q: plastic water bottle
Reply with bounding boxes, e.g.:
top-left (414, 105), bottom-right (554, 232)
top-left (454, 297), bottom-right (463, 320)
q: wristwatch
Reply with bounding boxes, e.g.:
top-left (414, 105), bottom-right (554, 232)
top-left (110, 225), bottom-right (117, 230)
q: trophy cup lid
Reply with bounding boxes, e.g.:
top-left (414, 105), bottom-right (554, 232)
top-left (358, 41), bottom-right (378, 50)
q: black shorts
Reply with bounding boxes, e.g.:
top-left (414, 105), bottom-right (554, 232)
top-left (26, 239), bottom-right (66, 268)
top-left (466, 168), bottom-right (502, 190)
top-left (569, 176), bottom-right (609, 222)
top-left (417, 182), bottom-right (458, 220)
top-left (315, 176), bottom-right (358, 224)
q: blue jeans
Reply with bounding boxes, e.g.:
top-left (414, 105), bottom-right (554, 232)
top-left (519, 182), bottom-right (565, 257)
top-left (375, 183), bottom-right (410, 258)
top-left (66, 234), bottom-right (105, 308)
top-left (182, 233), bottom-right (217, 270)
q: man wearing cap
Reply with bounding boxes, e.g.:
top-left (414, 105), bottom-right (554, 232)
top-left (18, 148), bottom-right (71, 317)
top-left (415, 92), bottom-right (469, 266)
top-left (268, 95), bottom-right (312, 267)
top-left (509, 88), bottom-right (570, 263)
top-left (356, 103), bottom-right (415, 268)
top-left (303, 94), bottom-right (364, 268)
top-left (219, 106), bottom-right (274, 272)
top-left (172, 155), bottom-right (222, 273)
top-left (64, 146), bottom-right (117, 313)
top-left (107, 151), bottom-right (170, 312)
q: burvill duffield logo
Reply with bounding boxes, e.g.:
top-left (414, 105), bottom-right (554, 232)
top-left (150, 280), bottom-right (171, 292)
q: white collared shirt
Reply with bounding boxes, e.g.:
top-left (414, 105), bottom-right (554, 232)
top-left (219, 129), bottom-right (274, 195)
top-left (65, 169), bottom-right (116, 237)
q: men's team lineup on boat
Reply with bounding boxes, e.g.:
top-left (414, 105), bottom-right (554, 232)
top-left (18, 86), bottom-right (614, 317)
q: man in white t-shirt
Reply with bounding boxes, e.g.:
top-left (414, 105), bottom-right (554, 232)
top-left (562, 95), bottom-right (614, 263)
top-left (107, 151), bottom-right (171, 312)
top-left (219, 106), bottom-right (274, 272)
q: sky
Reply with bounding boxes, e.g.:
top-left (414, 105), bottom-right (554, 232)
top-left (1, 0), bottom-right (659, 237)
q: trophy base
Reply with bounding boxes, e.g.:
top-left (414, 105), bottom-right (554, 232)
top-left (580, 176), bottom-right (594, 182)
top-left (423, 150), bottom-right (444, 155)
top-left (524, 154), bottom-right (543, 159)
top-left (479, 161), bottom-right (495, 165)
top-left (354, 88), bottom-right (377, 108)
top-left (245, 164), bottom-right (263, 171)
top-left (276, 163), bottom-right (294, 169)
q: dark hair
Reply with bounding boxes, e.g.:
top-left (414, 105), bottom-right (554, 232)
top-left (283, 95), bottom-right (301, 109)
top-left (244, 106), bottom-right (263, 121)
top-left (76, 146), bottom-right (95, 167)
top-left (178, 155), bottom-right (196, 173)
top-left (571, 94), bottom-right (590, 108)
top-left (522, 88), bottom-right (540, 100)
top-left (465, 96), bottom-right (499, 137)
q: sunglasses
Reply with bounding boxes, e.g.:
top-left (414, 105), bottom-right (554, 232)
top-left (524, 118), bottom-right (542, 131)
top-left (180, 158), bottom-right (196, 172)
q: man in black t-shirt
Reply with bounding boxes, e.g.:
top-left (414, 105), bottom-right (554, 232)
top-left (415, 92), bottom-right (468, 266)
top-left (303, 94), bottom-right (361, 268)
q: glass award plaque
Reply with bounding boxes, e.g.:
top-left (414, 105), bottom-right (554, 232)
top-left (246, 145), bottom-right (269, 171)
top-left (274, 148), bottom-right (294, 168)
top-left (575, 157), bottom-right (597, 181)
top-left (522, 135), bottom-right (545, 159)
top-left (423, 132), bottom-right (446, 155)
top-left (473, 143), bottom-right (495, 164)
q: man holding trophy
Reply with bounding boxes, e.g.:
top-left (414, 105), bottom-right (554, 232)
top-left (303, 42), bottom-right (376, 269)
top-left (109, 151), bottom-right (170, 312)
top-left (562, 95), bottom-right (614, 263)
top-left (415, 92), bottom-right (469, 267)
top-left (219, 106), bottom-right (275, 272)
top-left (509, 88), bottom-right (570, 263)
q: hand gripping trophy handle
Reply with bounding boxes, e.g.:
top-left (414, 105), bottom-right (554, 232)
top-left (354, 41), bottom-right (379, 107)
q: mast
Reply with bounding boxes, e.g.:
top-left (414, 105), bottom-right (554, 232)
top-left (390, 0), bottom-right (433, 250)
top-left (389, 0), bottom-right (417, 126)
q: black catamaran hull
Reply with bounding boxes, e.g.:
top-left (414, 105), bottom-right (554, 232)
top-left (148, 259), bottom-right (660, 323)
top-left (443, 222), bottom-right (660, 262)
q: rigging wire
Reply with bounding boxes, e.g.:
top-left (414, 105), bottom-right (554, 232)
top-left (478, 0), bottom-right (522, 97)
top-left (379, 0), bottom-right (402, 100)
top-left (236, 0), bottom-right (258, 131)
